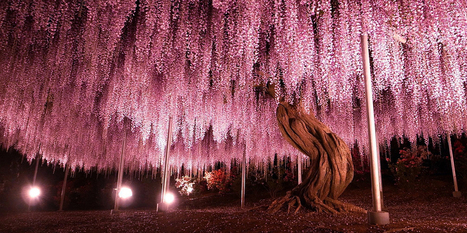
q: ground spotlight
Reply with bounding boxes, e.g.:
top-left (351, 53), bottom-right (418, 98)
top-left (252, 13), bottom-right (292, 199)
top-left (164, 192), bottom-right (175, 204)
top-left (118, 187), bottom-right (133, 199)
top-left (157, 192), bottom-right (176, 212)
top-left (28, 186), bottom-right (41, 199)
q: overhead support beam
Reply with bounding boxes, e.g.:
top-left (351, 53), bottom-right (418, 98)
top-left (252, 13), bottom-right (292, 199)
top-left (361, 33), bottom-right (390, 225)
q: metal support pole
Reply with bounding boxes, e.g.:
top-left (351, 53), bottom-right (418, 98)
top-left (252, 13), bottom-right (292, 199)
top-left (362, 33), bottom-right (389, 225)
top-left (376, 135), bottom-right (384, 209)
top-left (241, 144), bottom-right (246, 208)
top-left (113, 127), bottom-right (127, 212)
top-left (297, 155), bottom-right (302, 184)
top-left (447, 134), bottom-right (462, 198)
top-left (161, 117), bottom-right (173, 206)
top-left (32, 154), bottom-right (40, 185)
top-left (59, 164), bottom-right (69, 211)
top-left (28, 154), bottom-right (41, 212)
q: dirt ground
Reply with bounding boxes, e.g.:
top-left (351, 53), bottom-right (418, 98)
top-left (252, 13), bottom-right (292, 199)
top-left (1, 178), bottom-right (466, 233)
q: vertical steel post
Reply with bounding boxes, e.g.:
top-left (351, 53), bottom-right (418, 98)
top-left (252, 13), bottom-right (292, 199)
top-left (362, 33), bottom-right (389, 225)
top-left (161, 117), bottom-right (173, 204)
top-left (241, 143), bottom-right (246, 208)
top-left (32, 154), bottom-right (40, 185)
top-left (28, 154), bottom-right (41, 212)
top-left (59, 164), bottom-right (69, 211)
top-left (113, 126), bottom-right (127, 212)
top-left (447, 134), bottom-right (462, 197)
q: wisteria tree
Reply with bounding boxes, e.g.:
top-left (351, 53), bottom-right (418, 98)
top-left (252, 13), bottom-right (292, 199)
top-left (0, 0), bottom-right (466, 212)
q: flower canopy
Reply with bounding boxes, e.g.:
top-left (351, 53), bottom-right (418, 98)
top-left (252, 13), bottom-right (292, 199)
top-left (0, 0), bottom-right (466, 170)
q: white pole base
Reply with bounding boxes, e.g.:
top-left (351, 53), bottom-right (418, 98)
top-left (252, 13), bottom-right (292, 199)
top-left (110, 209), bottom-right (121, 215)
top-left (157, 202), bottom-right (171, 212)
top-left (453, 191), bottom-right (462, 198)
top-left (368, 211), bottom-right (390, 225)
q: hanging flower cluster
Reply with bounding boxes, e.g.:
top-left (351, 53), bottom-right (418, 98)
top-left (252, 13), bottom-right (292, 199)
top-left (0, 0), bottom-right (466, 172)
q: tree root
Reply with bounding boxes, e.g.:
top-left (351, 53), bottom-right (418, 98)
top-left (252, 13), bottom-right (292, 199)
top-left (267, 191), bottom-right (302, 214)
top-left (323, 197), bottom-right (367, 213)
top-left (268, 191), bottom-right (367, 215)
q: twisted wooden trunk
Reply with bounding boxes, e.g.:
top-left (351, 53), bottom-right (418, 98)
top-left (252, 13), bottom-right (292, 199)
top-left (268, 102), bottom-right (365, 214)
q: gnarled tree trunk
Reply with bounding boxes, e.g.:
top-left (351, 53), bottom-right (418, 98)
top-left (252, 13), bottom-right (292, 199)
top-left (268, 102), bottom-right (366, 214)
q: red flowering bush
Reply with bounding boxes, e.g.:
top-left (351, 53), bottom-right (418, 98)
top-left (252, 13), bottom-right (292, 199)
top-left (282, 161), bottom-right (295, 183)
top-left (204, 169), bottom-right (233, 194)
top-left (263, 160), bottom-right (297, 198)
top-left (351, 146), bottom-right (370, 181)
top-left (388, 145), bottom-right (430, 186)
top-left (453, 140), bottom-right (467, 183)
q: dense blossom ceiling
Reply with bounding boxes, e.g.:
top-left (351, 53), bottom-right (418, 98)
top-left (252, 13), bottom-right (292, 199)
top-left (0, 0), bottom-right (466, 170)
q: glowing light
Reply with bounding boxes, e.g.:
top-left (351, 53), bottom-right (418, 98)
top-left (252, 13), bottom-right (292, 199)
top-left (118, 187), bottom-right (133, 199)
top-left (164, 193), bottom-right (175, 204)
top-left (28, 187), bottom-right (41, 199)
